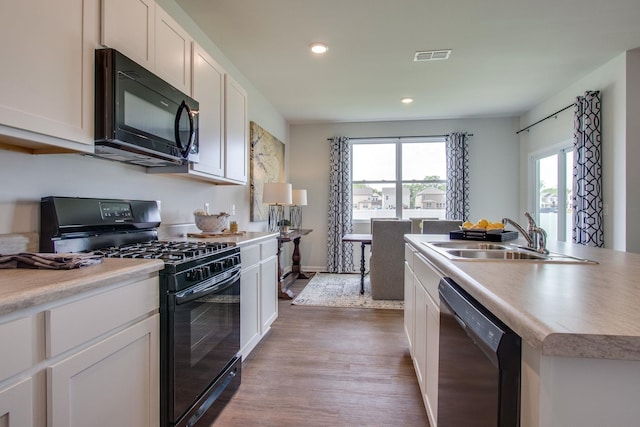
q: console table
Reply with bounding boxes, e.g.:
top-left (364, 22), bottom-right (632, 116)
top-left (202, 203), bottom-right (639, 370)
top-left (277, 229), bottom-right (313, 299)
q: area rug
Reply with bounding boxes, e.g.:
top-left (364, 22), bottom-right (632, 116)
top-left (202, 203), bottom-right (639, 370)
top-left (292, 273), bottom-right (404, 310)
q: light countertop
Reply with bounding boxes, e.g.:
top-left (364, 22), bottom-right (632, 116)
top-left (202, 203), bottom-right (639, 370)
top-left (405, 234), bottom-right (640, 360)
top-left (0, 258), bottom-right (164, 317)
top-left (0, 232), bottom-right (278, 318)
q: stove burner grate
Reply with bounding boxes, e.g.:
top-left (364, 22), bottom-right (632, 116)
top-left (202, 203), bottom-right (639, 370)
top-left (93, 240), bottom-right (232, 263)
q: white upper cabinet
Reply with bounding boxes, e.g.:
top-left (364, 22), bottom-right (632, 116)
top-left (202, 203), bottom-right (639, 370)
top-left (191, 43), bottom-right (225, 177)
top-left (101, 1), bottom-right (191, 94)
top-left (149, 50), bottom-right (249, 185)
top-left (154, 6), bottom-right (192, 94)
top-left (224, 74), bottom-right (249, 184)
top-left (0, 0), bottom-right (99, 152)
top-left (101, 0), bottom-right (155, 71)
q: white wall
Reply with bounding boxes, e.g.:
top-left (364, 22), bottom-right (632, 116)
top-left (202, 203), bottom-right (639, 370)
top-left (0, 0), bottom-right (287, 239)
top-left (289, 117), bottom-right (520, 271)
top-left (518, 49), bottom-right (640, 252)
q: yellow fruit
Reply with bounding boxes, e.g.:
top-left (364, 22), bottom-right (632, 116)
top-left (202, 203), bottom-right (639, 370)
top-left (462, 221), bottom-right (473, 229)
top-left (476, 219), bottom-right (489, 228)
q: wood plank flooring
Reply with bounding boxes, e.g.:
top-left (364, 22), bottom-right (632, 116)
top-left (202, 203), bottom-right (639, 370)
top-left (212, 279), bottom-right (430, 427)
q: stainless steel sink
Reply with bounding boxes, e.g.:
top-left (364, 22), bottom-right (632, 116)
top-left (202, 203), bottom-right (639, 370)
top-left (429, 241), bottom-right (511, 250)
top-left (422, 241), bottom-right (597, 264)
top-left (445, 249), bottom-right (547, 260)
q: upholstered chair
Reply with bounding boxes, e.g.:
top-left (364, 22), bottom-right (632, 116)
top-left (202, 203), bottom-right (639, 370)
top-left (421, 219), bottom-right (463, 234)
top-left (409, 217), bottom-right (438, 233)
top-left (369, 219), bottom-right (411, 300)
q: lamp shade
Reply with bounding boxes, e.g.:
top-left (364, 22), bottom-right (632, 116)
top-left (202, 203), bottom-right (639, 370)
top-left (292, 189), bottom-right (308, 206)
top-left (262, 182), bottom-right (292, 204)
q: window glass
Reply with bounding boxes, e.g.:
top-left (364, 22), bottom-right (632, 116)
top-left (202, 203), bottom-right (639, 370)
top-left (352, 143), bottom-right (395, 181)
top-left (533, 146), bottom-right (572, 243)
top-left (402, 142), bottom-right (446, 180)
top-left (537, 154), bottom-right (558, 242)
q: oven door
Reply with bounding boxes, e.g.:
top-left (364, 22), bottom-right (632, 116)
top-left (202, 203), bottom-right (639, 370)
top-left (167, 268), bottom-right (241, 423)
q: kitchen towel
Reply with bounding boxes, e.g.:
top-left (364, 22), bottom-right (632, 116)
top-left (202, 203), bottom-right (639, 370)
top-left (0, 252), bottom-right (104, 270)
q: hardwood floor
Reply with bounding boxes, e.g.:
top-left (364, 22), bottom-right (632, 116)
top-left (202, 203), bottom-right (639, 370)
top-left (212, 278), bottom-right (430, 427)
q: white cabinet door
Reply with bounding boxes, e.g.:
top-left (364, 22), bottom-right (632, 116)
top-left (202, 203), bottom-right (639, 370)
top-left (0, 377), bottom-right (33, 427)
top-left (413, 281), bottom-right (427, 389)
top-left (101, 0), bottom-right (155, 70)
top-left (191, 42), bottom-right (225, 177)
top-left (155, 6), bottom-right (192, 94)
top-left (404, 261), bottom-right (415, 351)
top-left (48, 314), bottom-right (159, 427)
top-left (224, 74), bottom-right (248, 184)
top-left (260, 255), bottom-right (278, 334)
top-left (240, 264), bottom-right (261, 357)
top-left (425, 290), bottom-right (440, 425)
top-left (0, 0), bottom-right (98, 149)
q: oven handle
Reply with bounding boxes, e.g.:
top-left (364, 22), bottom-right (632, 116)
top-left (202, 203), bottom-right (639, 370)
top-left (174, 268), bottom-right (240, 306)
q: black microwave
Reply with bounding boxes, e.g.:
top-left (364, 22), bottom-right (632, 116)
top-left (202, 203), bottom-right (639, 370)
top-left (94, 48), bottom-right (199, 167)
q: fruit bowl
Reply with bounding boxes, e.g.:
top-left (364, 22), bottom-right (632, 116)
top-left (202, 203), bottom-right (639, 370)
top-left (194, 212), bottom-right (230, 233)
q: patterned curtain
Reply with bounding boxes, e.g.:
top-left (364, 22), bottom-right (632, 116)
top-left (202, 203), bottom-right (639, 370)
top-left (445, 132), bottom-right (470, 221)
top-left (327, 136), bottom-right (354, 273)
top-left (573, 91), bottom-right (603, 247)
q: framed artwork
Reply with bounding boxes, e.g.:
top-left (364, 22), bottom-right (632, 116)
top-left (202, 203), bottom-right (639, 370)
top-left (250, 121), bottom-right (285, 222)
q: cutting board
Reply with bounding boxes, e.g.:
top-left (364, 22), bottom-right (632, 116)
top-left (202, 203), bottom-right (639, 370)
top-left (187, 231), bottom-right (246, 238)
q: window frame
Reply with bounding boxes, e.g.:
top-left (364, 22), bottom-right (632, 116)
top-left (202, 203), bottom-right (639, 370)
top-left (351, 137), bottom-right (447, 220)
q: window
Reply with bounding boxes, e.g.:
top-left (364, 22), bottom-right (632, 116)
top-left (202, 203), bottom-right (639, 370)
top-left (531, 145), bottom-right (573, 242)
top-left (352, 138), bottom-right (447, 221)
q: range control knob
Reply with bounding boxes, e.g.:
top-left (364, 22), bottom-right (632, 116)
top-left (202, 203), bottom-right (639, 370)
top-left (202, 266), bottom-right (211, 278)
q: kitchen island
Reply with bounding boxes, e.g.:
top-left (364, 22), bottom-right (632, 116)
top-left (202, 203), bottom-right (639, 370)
top-left (405, 233), bottom-right (640, 427)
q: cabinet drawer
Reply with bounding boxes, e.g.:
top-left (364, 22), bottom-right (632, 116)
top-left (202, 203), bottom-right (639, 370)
top-left (0, 317), bottom-right (33, 381)
top-left (405, 244), bottom-right (415, 270)
top-left (46, 277), bottom-right (159, 358)
top-left (414, 252), bottom-right (442, 305)
top-left (241, 244), bottom-right (260, 269)
top-left (261, 239), bottom-right (278, 259)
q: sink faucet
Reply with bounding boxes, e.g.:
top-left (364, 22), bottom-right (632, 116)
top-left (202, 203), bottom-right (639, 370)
top-left (502, 213), bottom-right (549, 254)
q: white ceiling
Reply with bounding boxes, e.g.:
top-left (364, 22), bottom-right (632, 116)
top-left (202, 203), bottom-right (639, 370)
top-left (176, 0), bottom-right (640, 124)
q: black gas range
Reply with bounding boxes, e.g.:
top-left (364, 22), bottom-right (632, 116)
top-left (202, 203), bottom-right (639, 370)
top-left (40, 196), bottom-right (242, 427)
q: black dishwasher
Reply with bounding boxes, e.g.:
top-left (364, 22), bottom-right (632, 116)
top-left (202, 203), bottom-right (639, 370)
top-left (437, 277), bottom-right (521, 427)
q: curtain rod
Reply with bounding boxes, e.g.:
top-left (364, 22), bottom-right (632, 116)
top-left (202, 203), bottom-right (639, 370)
top-left (516, 104), bottom-right (573, 135)
top-left (326, 133), bottom-right (473, 141)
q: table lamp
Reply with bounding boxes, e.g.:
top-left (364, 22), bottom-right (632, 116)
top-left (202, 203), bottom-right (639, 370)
top-left (262, 182), bottom-right (292, 232)
top-left (289, 189), bottom-right (307, 230)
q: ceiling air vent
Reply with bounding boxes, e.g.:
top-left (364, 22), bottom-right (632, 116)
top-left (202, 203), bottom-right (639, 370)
top-left (414, 49), bottom-right (451, 62)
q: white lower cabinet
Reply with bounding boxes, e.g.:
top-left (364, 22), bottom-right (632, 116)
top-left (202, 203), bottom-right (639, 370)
top-left (0, 273), bottom-right (159, 427)
top-left (48, 314), bottom-right (159, 427)
top-left (240, 262), bottom-right (261, 356)
top-left (0, 377), bottom-right (33, 426)
top-left (405, 243), bottom-right (442, 427)
top-left (260, 253), bottom-right (278, 333)
top-left (240, 237), bottom-right (278, 357)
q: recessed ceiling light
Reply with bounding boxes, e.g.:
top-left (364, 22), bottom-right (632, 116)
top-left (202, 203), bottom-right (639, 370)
top-left (310, 43), bottom-right (329, 54)
top-left (401, 97), bottom-right (414, 104)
